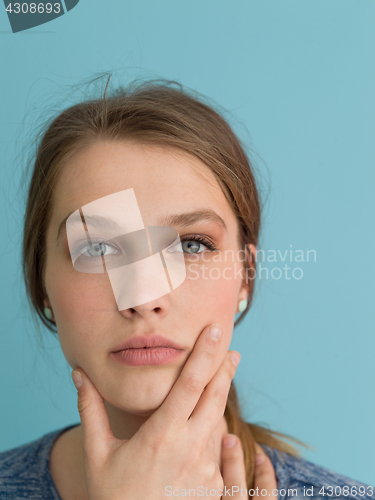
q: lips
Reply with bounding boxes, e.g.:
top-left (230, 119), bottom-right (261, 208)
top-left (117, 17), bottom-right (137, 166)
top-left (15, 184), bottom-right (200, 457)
top-left (111, 334), bottom-right (183, 353)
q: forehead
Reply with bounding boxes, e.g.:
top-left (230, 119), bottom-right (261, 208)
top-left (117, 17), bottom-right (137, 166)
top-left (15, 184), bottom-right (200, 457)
top-left (52, 140), bottom-right (237, 230)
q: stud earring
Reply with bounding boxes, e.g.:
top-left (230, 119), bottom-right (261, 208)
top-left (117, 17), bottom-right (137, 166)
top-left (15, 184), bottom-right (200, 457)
top-left (238, 299), bottom-right (248, 313)
top-left (44, 307), bottom-right (53, 320)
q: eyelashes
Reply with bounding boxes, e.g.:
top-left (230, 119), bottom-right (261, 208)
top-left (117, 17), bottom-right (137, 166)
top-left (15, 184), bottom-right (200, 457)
top-left (179, 235), bottom-right (218, 256)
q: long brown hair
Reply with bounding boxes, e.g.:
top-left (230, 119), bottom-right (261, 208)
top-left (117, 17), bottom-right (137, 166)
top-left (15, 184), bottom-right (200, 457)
top-left (22, 75), bottom-right (311, 489)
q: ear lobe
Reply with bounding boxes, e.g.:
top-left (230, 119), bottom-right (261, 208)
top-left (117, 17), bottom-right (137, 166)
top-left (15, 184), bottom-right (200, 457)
top-left (43, 298), bottom-right (55, 322)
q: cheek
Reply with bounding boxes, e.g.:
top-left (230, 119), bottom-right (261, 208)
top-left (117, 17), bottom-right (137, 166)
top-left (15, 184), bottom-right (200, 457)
top-left (184, 257), bottom-right (241, 319)
top-left (46, 269), bottom-right (116, 365)
top-left (183, 257), bottom-right (243, 367)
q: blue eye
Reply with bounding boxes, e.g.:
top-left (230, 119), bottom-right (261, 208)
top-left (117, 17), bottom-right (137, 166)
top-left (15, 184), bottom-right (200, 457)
top-left (182, 240), bottom-right (201, 254)
top-left (168, 235), bottom-right (218, 256)
top-left (78, 239), bottom-right (119, 258)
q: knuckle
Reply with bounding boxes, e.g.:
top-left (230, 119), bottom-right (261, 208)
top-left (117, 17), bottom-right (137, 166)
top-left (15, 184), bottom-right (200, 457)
top-left (184, 374), bottom-right (204, 395)
top-left (201, 344), bottom-right (217, 363)
top-left (205, 459), bottom-right (217, 477)
top-left (212, 387), bottom-right (228, 412)
top-left (212, 467), bottom-right (224, 491)
top-left (77, 396), bottom-right (91, 415)
top-left (225, 354), bottom-right (237, 378)
top-left (201, 459), bottom-right (223, 491)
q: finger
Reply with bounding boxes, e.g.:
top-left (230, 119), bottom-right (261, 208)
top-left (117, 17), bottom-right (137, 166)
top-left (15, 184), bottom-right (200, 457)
top-left (71, 369), bottom-right (114, 462)
top-left (188, 350), bottom-right (240, 439)
top-left (151, 323), bottom-right (223, 430)
top-left (221, 434), bottom-right (247, 499)
top-left (253, 445), bottom-right (278, 499)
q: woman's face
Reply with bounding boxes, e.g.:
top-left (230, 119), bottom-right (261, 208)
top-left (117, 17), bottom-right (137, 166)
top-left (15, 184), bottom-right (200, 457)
top-left (44, 140), bottom-right (251, 417)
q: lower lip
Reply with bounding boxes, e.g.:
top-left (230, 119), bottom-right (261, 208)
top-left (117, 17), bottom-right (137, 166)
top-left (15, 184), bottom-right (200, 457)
top-left (109, 347), bottom-right (184, 366)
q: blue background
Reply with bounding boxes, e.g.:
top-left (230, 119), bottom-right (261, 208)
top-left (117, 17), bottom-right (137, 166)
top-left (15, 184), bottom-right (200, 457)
top-left (0, 0), bottom-right (374, 486)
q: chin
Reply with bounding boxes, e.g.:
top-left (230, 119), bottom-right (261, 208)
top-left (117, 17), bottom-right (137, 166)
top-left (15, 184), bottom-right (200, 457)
top-left (111, 398), bottom-right (168, 416)
top-left (131, 407), bottom-right (163, 417)
top-left (109, 384), bottom-right (172, 412)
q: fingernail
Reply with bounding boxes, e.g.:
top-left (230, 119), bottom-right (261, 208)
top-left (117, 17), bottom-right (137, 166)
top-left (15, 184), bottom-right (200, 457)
top-left (209, 324), bottom-right (222, 341)
top-left (255, 454), bottom-right (265, 465)
top-left (223, 434), bottom-right (237, 448)
top-left (71, 370), bottom-right (83, 390)
top-left (230, 352), bottom-right (241, 367)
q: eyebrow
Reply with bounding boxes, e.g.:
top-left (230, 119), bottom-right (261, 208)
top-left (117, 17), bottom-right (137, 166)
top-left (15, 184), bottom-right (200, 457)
top-left (56, 208), bottom-right (227, 240)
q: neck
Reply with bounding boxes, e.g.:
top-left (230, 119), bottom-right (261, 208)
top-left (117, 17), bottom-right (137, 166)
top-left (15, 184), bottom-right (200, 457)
top-left (51, 406), bottom-right (229, 500)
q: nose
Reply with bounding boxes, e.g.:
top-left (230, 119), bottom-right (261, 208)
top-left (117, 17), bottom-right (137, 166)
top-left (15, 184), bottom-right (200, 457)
top-left (119, 294), bottom-right (170, 319)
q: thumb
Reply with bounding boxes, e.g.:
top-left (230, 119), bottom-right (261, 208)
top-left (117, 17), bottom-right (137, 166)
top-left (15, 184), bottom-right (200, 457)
top-left (71, 369), bottom-right (114, 461)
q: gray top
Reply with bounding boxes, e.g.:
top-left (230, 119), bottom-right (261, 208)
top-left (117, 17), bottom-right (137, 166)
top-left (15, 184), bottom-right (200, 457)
top-left (0, 423), bottom-right (374, 499)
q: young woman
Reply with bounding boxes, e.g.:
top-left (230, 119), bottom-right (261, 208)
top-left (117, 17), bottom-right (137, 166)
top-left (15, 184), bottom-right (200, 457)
top-left (0, 77), bottom-right (373, 500)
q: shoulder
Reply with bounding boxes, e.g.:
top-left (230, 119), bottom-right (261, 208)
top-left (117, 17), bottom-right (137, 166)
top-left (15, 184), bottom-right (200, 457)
top-left (261, 444), bottom-right (375, 500)
top-left (0, 424), bottom-right (79, 499)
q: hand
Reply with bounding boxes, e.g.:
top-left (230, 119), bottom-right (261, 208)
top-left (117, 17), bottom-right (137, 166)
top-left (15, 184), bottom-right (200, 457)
top-left (71, 323), bottom-right (241, 500)
top-left (221, 436), bottom-right (278, 499)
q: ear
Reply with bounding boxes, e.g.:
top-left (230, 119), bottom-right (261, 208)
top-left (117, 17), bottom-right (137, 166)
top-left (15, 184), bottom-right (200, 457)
top-left (245, 243), bottom-right (257, 266)
top-left (238, 243), bottom-right (257, 299)
top-left (43, 297), bottom-right (55, 322)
